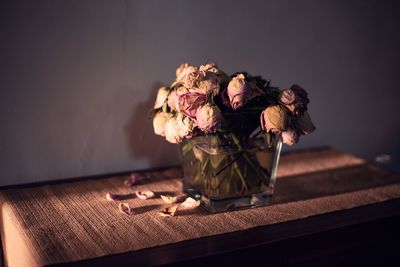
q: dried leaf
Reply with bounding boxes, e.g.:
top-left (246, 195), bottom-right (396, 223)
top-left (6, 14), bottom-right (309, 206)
top-left (135, 190), bottom-right (155, 200)
top-left (118, 203), bottom-right (134, 215)
top-left (180, 197), bottom-right (200, 209)
top-left (157, 205), bottom-right (178, 217)
top-left (106, 192), bottom-right (123, 201)
top-left (124, 173), bottom-right (151, 187)
top-left (160, 195), bottom-right (178, 204)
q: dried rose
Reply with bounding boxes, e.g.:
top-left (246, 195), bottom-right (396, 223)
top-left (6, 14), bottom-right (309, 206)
top-left (178, 92), bottom-right (206, 118)
top-left (106, 192), bottom-right (123, 201)
top-left (176, 113), bottom-right (196, 139)
top-left (164, 116), bottom-right (183, 144)
top-left (153, 112), bottom-right (172, 137)
top-left (196, 104), bottom-right (223, 132)
top-left (197, 72), bottom-right (220, 96)
top-left (157, 205), bottom-right (178, 217)
top-left (279, 84), bottom-right (310, 115)
top-left (160, 195), bottom-right (179, 204)
top-left (176, 63), bottom-right (198, 84)
top-left (180, 197), bottom-right (200, 209)
top-left (124, 173), bottom-right (151, 187)
top-left (154, 86), bottom-right (169, 109)
top-left (227, 74), bottom-right (261, 110)
top-left (199, 63), bottom-right (221, 74)
top-left (167, 89), bottom-right (181, 112)
top-left (118, 203), bottom-right (134, 215)
top-left (293, 111), bottom-right (316, 135)
top-left (260, 105), bottom-right (288, 133)
top-left (135, 190), bottom-right (155, 200)
top-left (281, 129), bottom-right (300, 146)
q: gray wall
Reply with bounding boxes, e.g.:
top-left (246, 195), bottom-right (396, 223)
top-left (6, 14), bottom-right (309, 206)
top-left (1, 0), bottom-right (399, 186)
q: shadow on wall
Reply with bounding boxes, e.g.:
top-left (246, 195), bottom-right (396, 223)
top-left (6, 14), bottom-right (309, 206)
top-left (124, 83), bottom-right (180, 168)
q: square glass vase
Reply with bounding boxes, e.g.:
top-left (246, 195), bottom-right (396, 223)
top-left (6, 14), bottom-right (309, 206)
top-left (181, 133), bottom-right (282, 213)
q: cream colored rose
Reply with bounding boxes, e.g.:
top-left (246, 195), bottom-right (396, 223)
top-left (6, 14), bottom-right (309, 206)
top-left (260, 105), bottom-right (288, 133)
top-left (176, 113), bottom-right (196, 139)
top-left (154, 86), bottom-right (169, 109)
top-left (196, 104), bottom-right (223, 132)
top-left (199, 63), bottom-right (220, 74)
top-left (176, 63), bottom-right (198, 84)
top-left (153, 112), bottom-right (172, 136)
top-left (165, 116), bottom-right (183, 144)
top-left (227, 74), bottom-right (260, 110)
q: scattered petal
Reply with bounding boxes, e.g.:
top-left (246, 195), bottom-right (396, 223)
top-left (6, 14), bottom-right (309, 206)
top-left (135, 190), bottom-right (155, 200)
top-left (106, 192), bottom-right (123, 201)
top-left (180, 197), bottom-right (200, 209)
top-left (118, 203), bottom-right (134, 215)
top-left (160, 195), bottom-right (179, 204)
top-left (124, 173), bottom-right (151, 187)
top-left (157, 205), bottom-right (178, 217)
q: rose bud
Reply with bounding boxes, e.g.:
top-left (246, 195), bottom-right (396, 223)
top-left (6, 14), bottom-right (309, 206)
top-left (176, 63), bottom-right (198, 84)
top-left (293, 111), bottom-right (316, 135)
top-left (227, 74), bottom-right (261, 110)
top-left (153, 112), bottom-right (172, 136)
top-left (154, 86), bottom-right (169, 109)
top-left (281, 128), bottom-right (300, 145)
top-left (176, 113), bottom-right (196, 139)
top-left (196, 104), bottom-right (223, 132)
top-left (178, 92), bottom-right (206, 118)
top-left (260, 105), bottom-right (288, 133)
top-left (279, 84), bottom-right (310, 116)
top-left (164, 116), bottom-right (183, 144)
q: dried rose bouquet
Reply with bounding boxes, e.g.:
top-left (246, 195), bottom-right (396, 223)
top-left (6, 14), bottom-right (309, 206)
top-left (152, 63), bottom-right (315, 211)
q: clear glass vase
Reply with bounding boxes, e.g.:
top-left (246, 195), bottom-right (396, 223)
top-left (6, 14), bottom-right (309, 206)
top-left (181, 133), bottom-right (282, 213)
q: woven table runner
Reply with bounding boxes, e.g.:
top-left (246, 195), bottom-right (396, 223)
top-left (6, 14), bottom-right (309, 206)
top-left (1, 148), bottom-right (400, 267)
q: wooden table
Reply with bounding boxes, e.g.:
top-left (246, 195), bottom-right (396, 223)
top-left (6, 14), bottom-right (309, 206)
top-left (1, 148), bottom-right (399, 267)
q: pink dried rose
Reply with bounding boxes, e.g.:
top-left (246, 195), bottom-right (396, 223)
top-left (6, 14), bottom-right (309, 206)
top-left (153, 112), bottom-right (172, 136)
top-left (157, 205), bottom-right (178, 217)
top-left (164, 116), bottom-right (183, 144)
top-left (106, 192), bottom-right (124, 201)
top-left (293, 111), bottom-right (316, 135)
top-left (124, 173), bottom-right (151, 187)
top-left (227, 74), bottom-right (261, 110)
top-left (279, 84), bottom-right (310, 115)
top-left (118, 203), bottom-right (134, 215)
top-left (281, 128), bottom-right (300, 146)
top-left (135, 190), bottom-right (155, 200)
top-left (167, 89), bottom-right (181, 112)
top-left (154, 86), bottom-right (169, 109)
top-left (260, 105), bottom-right (288, 133)
top-left (196, 104), bottom-right (223, 132)
top-left (178, 92), bottom-right (206, 118)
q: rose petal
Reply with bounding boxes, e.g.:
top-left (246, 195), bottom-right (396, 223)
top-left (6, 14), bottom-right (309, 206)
top-left (180, 197), bottom-right (200, 209)
top-left (157, 205), bottom-right (178, 217)
top-left (118, 203), bottom-right (134, 215)
top-left (106, 192), bottom-right (123, 201)
top-left (124, 173), bottom-right (151, 187)
top-left (160, 195), bottom-right (179, 204)
top-left (135, 190), bottom-right (155, 200)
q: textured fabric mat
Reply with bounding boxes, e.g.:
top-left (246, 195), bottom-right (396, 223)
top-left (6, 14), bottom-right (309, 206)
top-left (1, 148), bottom-right (399, 267)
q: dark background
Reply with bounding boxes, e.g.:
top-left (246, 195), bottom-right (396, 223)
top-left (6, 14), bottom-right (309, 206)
top-left (0, 0), bottom-right (399, 186)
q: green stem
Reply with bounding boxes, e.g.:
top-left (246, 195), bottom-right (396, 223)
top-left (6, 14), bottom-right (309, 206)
top-left (233, 161), bottom-right (249, 192)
